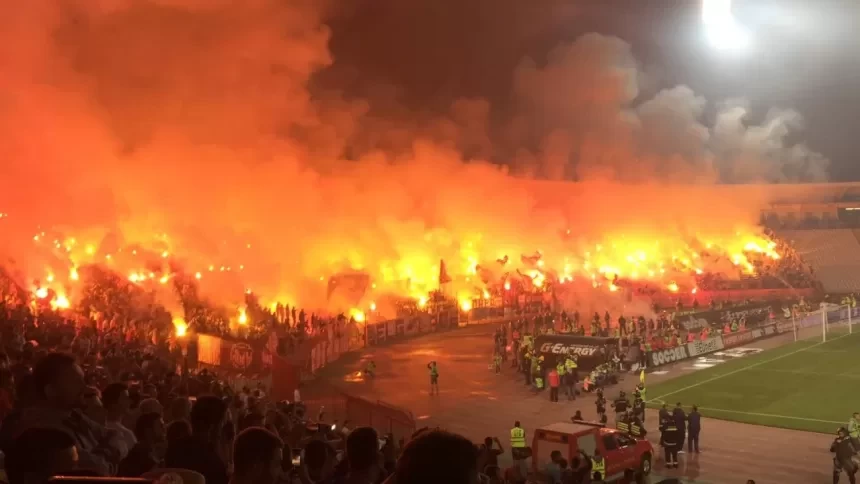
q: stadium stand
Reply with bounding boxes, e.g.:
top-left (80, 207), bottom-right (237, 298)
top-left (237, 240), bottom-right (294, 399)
top-left (780, 229), bottom-right (860, 293)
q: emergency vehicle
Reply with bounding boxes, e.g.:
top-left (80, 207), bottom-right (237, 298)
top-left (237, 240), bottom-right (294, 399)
top-left (531, 421), bottom-right (653, 481)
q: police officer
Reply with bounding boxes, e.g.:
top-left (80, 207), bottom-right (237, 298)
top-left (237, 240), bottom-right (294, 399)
top-left (832, 427), bottom-right (858, 484)
top-left (660, 416), bottom-right (681, 469)
top-left (612, 391), bottom-right (629, 422)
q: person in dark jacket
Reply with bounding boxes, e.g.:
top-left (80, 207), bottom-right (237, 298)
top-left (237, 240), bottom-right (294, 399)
top-left (831, 427), bottom-right (858, 484)
top-left (660, 417), bottom-right (681, 469)
top-left (118, 412), bottom-right (165, 477)
top-left (687, 406), bottom-right (701, 453)
top-left (672, 403), bottom-right (687, 451)
top-left (164, 396), bottom-right (229, 484)
top-left (658, 404), bottom-right (670, 429)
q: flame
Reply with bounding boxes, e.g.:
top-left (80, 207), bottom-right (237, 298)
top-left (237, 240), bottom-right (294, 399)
top-left (459, 299), bottom-right (472, 312)
top-left (369, 301), bottom-right (377, 311)
top-left (173, 317), bottom-right (188, 337)
top-left (238, 307), bottom-right (248, 325)
top-left (350, 308), bottom-right (366, 323)
top-left (667, 282), bottom-right (679, 293)
top-left (35, 287), bottom-right (48, 299)
top-left (52, 294), bottom-right (70, 310)
top-left (417, 296), bottom-right (428, 309)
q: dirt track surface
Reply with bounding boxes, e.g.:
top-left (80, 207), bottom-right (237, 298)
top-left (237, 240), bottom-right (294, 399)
top-left (313, 324), bottom-right (836, 483)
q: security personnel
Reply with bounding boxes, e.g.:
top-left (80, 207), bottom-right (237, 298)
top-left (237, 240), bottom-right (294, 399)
top-left (630, 413), bottom-right (647, 439)
top-left (616, 411), bottom-right (630, 434)
top-left (428, 361), bottom-right (439, 395)
top-left (831, 427), bottom-right (858, 484)
top-left (660, 416), bottom-right (681, 469)
top-left (510, 420), bottom-right (528, 472)
top-left (635, 382), bottom-right (646, 402)
top-left (565, 354), bottom-right (578, 373)
top-left (556, 359), bottom-right (566, 378)
top-left (730, 319), bottom-right (739, 332)
top-left (595, 389), bottom-right (607, 418)
top-left (658, 404), bottom-right (671, 430)
top-left (612, 391), bottom-right (630, 421)
top-left (591, 449), bottom-right (606, 481)
top-left (510, 421), bottom-right (527, 449)
top-left (632, 395), bottom-right (646, 422)
top-left (849, 413), bottom-right (860, 448)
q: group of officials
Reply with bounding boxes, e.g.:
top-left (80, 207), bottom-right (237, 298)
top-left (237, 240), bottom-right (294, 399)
top-left (656, 402), bottom-right (702, 468)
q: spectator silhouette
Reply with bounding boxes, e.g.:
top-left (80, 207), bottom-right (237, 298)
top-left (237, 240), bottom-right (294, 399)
top-left (393, 429), bottom-right (478, 484)
top-left (166, 419), bottom-right (192, 443)
top-left (118, 412), bottom-right (165, 477)
top-left (340, 426), bottom-right (385, 484)
top-left (165, 395), bottom-right (229, 484)
top-left (232, 427), bottom-right (284, 484)
top-left (302, 439), bottom-right (336, 483)
top-left (6, 427), bottom-right (79, 484)
top-left (103, 382), bottom-right (136, 458)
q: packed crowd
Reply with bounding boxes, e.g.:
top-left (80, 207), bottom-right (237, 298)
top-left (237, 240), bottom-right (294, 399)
top-left (0, 345), bottom-right (609, 484)
top-left (698, 233), bottom-right (816, 290)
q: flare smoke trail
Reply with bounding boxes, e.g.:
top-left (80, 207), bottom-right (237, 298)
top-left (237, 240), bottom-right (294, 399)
top-left (0, 0), bottom-right (829, 315)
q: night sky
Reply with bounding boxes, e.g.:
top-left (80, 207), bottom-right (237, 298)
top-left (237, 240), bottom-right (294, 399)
top-left (319, 0), bottom-right (860, 180)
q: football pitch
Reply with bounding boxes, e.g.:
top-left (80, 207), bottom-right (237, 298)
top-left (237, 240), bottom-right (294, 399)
top-left (645, 327), bottom-right (860, 434)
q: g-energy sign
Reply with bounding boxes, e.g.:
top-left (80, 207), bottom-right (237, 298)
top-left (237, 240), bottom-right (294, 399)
top-left (539, 343), bottom-right (600, 357)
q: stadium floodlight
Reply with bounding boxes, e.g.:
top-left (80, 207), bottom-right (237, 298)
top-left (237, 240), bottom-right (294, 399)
top-left (702, 0), bottom-right (751, 52)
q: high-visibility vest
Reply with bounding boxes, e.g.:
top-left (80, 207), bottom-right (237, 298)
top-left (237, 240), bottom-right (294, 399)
top-left (591, 457), bottom-right (606, 479)
top-left (850, 419), bottom-right (860, 438)
top-left (617, 421), bottom-right (629, 433)
top-left (510, 427), bottom-right (526, 447)
top-left (556, 363), bottom-right (566, 375)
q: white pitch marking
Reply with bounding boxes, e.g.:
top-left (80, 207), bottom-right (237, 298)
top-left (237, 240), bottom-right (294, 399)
top-left (696, 406), bottom-right (843, 425)
top-left (651, 332), bottom-right (855, 402)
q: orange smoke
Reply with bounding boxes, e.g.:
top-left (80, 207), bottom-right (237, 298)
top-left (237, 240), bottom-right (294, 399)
top-left (0, 1), bottom-right (826, 320)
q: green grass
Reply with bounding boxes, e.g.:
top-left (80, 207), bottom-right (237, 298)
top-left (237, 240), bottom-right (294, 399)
top-left (646, 327), bottom-right (860, 434)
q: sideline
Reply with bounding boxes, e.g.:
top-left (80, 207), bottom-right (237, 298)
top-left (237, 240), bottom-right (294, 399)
top-left (695, 406), bottom-right (843, 425)
top-left (650, 331), bottom-right (856, 402)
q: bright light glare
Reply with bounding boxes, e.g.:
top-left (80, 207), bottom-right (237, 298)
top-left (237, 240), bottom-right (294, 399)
top-left (702, 0), bottom-right (750, 51)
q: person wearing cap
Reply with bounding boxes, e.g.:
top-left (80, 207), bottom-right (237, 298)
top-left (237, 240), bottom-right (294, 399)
top-left (831, 427), bottom-right (858, 484)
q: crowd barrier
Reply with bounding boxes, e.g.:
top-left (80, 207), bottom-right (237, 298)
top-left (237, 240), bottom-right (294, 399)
top-left (300, 382), bottom-right (418, 443)
top-left (647, 306), bottom-right (856, 370)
